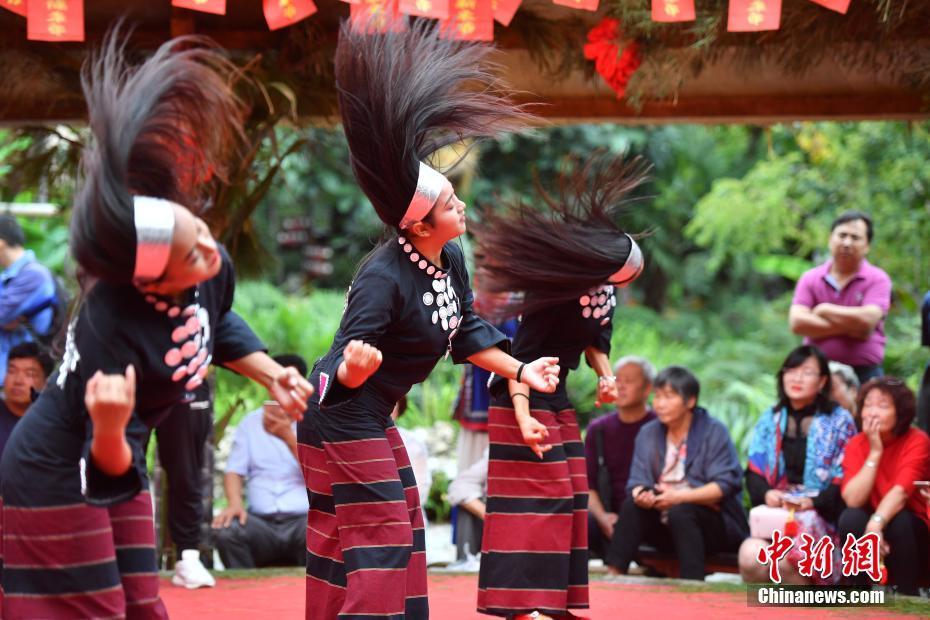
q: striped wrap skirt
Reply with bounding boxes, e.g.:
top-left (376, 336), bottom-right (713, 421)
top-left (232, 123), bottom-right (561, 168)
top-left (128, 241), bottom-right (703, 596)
top-left (0, 404), bottom-right (166, 620)
top-left (477, 404), bottom-right (589, 617)
top-left (298, 405), bottom-right (427, 620)
top-left (0, 490), bottom-right (166, 619)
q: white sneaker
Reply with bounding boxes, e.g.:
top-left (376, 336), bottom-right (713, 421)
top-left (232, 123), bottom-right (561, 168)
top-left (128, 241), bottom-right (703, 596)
top-left (171, 549), bottom-right (216, 589)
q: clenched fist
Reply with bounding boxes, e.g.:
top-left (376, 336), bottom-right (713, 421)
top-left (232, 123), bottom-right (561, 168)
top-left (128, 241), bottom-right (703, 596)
top-left (337, 340), bottom-right (383, 388)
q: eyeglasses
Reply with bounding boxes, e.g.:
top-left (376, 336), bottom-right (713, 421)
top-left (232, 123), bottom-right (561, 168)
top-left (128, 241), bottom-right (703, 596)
top-left (783, 368), bottom-right (821, 380)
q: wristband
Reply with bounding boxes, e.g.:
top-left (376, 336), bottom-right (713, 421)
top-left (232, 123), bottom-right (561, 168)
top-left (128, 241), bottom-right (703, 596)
top-left (516, 362), bottom-right (526, 384)
top-left (512, 393), bottom-right (530, 402)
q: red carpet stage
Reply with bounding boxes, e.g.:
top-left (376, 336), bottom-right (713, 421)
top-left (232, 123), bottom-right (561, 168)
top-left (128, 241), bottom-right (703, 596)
top-left (160, 574), bottom-right (924, 619)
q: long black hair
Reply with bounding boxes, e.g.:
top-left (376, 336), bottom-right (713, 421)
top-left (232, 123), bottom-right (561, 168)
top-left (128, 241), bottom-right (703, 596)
top-left (775, 344), bottom-right (835, 413)
top-left (334, 18), bottom-right (532, 229)
top-left (71, 28), bottom-right (243, 285)
top-left (471, 153), bottom-right (649, 316)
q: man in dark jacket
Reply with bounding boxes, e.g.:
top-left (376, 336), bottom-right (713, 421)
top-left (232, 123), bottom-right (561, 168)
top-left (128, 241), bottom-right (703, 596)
top-left (606, 365), bottom-right (749, 580)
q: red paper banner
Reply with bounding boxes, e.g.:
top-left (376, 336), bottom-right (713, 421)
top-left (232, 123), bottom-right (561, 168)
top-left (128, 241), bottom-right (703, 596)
top-left (0, 0), bottom-right (26, 17)
top-left (172, 0), bottom-right (227, 15)
top-left (551, 0), bottom-right (598, 12)
top-left (264, 0), bottom-right (318, 30)
top-left (441, 0), bottom-right (493, 41)
top-left (651, 0), bottom-right (695, 22)
top-left (27, 0), bottom-right (83, 42)
top-left (399, 0), bottom-right (450, 19)
top-left (349, 0), bottom-right (405, 33)
top-left (808, 0), bottom-right (850, 14)
top-left (727, 0), bottom-right (781, 32)
top-left (492, 0), bottom-right (520, 26)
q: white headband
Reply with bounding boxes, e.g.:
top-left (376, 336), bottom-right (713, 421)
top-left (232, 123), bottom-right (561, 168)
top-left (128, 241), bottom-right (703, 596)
top-left (133, 196), bottom-right (176, 283)
top-left (399, 162), bottom-right (446, 230)
top-left (608, 235), bottom-right (644, 286)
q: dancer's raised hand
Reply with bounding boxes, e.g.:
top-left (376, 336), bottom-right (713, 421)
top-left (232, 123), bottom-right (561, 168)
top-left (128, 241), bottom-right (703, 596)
top-left (338, 340), bottom-right (383, 388)
top-left (85, 365), bottom-right (136, 434)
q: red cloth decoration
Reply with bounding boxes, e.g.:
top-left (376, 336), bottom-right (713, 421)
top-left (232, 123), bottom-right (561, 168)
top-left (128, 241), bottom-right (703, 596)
top-left (492, 0), bottom-right (520, 26)
top-left (27, 0), bottom-right (83, 42)
top-left (264, 0), bottom-right (318, 30)
top-left (651, 0), bottom-right (695, 22)
top-left (440, 0), bottom-right (493, 41)
top-left (400, 0), bottom-right (450, 20)
top-left (172, 0), bottom-right (227, 15)
top-left (727, 0), bottom-right (781, 32)
top-left (349, 0), bottom-right (405, 33)
top-left (808, 0), bottom-right (850, 14)
top-left (552, 0), bottom-right (598, 12)
top-left (0, 0), bottom-right (26, 17)
top-left (582, 17), bottom-right (641, 99)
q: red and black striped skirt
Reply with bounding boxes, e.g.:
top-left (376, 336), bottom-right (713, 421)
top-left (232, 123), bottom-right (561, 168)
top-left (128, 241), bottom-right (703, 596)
top-left (1, 490), bottom-right (167, 619)
top-left (477, 405), bottom-right (589, 617)
top-left (298, 410), bottom-right (427, 620)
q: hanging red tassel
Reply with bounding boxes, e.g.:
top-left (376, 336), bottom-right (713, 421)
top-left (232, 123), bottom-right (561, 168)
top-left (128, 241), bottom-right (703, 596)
top-left (440, 0), bottom-right (493, 41)
top-left (492, 0), bottom-right (520, 26)
top-left (264, 0), bottom-right (318, 30)
top-left (808, 0), bottom-right (850, 14)
top-left (27, 0), bottom-right (84, 42)
top-left (651, 0), bottom-right (695, 22)
top-left (552, 0), bottom-right (598, 12)
top-left (399, 0), bottom-right (450, 20)
top-left (0, 0), bottom-right (26, 17)
top-left (727, 0), bottom-right (781, 32)
top-left (172, 0), bottom-right (227, 16)
top-left (582, 17), bottom-right (641, 99)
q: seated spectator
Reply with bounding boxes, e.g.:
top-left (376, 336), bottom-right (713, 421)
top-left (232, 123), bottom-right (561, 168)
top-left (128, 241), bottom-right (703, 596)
top-left (830, 361), bottom-right (861, 426)
top-left (739, 345), bottom-right (857, 585)
top-left (0, 342), bottom-right (52, 458)
top-left (839, 377), bottom-right (930, 595)
top-left (391, 396), bottom-right (432, 513)
top-left (212, 354), bottom-right (309, 569)
top-left (585, 355), bottom-right (656, 561)
top-left (447, 451), bottom-right (488, 567)
top-left (607, 366), bottom-right (748, 580)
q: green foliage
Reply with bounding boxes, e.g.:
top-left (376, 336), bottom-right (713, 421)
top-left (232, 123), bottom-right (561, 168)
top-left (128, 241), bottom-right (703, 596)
top-left (686, 122), bottom-right (930, 309)
top-left (213, 281), bottom-right (346, 442)
top-left (253, 127), bottom-right (383, 288)
top-left (424, 470), bottom-right (451, 523)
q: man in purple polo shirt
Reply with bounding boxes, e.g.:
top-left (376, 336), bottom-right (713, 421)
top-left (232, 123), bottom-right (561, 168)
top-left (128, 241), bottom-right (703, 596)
top-left (789, 211), bottom-right (892, 384)
top-left (585, 355), bottom-right (656, 560)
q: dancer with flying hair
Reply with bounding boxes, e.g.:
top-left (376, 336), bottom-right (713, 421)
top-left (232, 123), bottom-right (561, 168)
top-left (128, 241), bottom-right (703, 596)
top-left (472, 154), bottom-right (648, 619)
top-left (0, 32), bottom-right (313, 618)
top-left (299, 18), bottom-right (560, 620)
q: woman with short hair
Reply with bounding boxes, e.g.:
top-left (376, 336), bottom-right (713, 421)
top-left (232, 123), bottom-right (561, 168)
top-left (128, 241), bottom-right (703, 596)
top-left (839, 377), bottom-right (930, 595)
